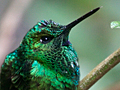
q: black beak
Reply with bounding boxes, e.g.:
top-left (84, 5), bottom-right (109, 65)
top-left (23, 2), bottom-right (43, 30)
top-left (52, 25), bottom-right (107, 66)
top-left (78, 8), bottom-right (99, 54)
top-left (63, 7), bottom-right (101, 34)
top-left (61, 7), bottom-right (101, 46)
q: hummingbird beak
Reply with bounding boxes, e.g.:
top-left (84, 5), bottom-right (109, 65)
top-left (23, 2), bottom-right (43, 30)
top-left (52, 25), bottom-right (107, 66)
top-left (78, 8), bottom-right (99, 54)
top-left (61, 7), bottom-right (101, 46)
top-left (63, 7), bottom-right (101, 34)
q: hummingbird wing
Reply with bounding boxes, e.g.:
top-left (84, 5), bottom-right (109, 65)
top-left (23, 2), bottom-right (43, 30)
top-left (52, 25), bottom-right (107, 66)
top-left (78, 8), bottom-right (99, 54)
top-left (0, 58), bottom-right (33, 90)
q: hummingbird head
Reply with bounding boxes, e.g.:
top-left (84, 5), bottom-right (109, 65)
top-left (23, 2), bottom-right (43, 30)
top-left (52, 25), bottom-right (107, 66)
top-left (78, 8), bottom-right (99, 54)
top-left (21, 19), bottom-right (73, 61)
top-left (19, 7), bottom-right (100, 85)
top-left (20, 7), bottom-right (100, 61)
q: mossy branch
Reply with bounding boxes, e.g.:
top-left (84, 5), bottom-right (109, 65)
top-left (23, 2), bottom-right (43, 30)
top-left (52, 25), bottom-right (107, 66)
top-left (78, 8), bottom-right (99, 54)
top-left (78, 48), bottom-right (120, 90)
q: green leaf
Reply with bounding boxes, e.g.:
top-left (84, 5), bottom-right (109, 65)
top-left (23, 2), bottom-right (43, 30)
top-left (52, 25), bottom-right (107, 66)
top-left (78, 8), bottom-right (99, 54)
top-left (111, 21), bottom-right (120, 29)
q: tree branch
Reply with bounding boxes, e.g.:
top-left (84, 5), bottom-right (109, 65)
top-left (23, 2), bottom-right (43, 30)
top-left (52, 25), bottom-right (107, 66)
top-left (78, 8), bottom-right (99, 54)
top-left (78, 48), bottom-right (120, 90)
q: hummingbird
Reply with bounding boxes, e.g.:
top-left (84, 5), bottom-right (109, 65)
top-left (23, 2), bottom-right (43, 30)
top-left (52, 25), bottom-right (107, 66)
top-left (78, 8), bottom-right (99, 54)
top-left (0, 7), bottom-right (100, 90)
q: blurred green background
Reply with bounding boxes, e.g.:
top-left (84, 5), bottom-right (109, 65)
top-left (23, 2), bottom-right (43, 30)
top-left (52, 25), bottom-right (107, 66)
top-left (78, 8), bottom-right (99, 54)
top-left (0, 0), bottom-right (120, 90)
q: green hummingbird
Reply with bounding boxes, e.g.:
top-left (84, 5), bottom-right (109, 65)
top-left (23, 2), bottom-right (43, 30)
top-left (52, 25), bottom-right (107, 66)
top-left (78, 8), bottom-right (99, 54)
top-left (0, 7), bottom-right (100, 90)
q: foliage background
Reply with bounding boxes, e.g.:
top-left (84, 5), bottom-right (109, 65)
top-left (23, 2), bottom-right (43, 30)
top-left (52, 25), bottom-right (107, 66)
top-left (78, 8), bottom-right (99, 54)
top-left (0, 0), bottom-right (120, 90)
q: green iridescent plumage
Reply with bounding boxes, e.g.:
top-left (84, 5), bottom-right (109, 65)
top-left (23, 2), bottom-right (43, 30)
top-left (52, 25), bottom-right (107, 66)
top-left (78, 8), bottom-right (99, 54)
top-left (1, 20), bottom-right (80, 90)
top-left (0, 7), bottom-right (100, 90)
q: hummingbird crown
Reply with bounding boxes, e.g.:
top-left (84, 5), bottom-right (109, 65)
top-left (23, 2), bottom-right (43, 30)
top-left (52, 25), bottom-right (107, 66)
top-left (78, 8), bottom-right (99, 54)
top-left (28, 20), bottom-right (65, 38)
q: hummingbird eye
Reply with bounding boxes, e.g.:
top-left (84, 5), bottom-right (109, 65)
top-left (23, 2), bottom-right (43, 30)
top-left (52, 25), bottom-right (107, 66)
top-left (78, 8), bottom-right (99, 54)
top-left (40, 36), bottom-right (53, 44)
